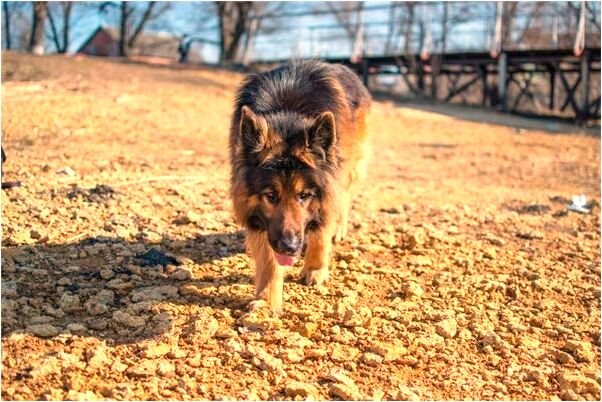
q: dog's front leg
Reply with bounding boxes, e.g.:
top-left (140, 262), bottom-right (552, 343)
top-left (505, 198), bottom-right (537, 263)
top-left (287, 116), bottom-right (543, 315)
top-left (300, 226), bottom-right (333, 286)
top-left (246, 231), bottom-right (283, 312)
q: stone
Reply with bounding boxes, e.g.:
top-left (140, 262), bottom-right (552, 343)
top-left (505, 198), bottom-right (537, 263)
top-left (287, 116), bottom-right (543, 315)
top-left (187, 314), bottom-right (219, 340)
top-left (483, 248), bottom-right (497, 259)
top-left (361, 352), bottom-right (383, 366)
top-left (401, 281), bottom-right (424, 298)
top-left (563, 340), bottom-right (595, 363)
top-left (284, 381), bottom-right (319, 398)
top-left (142, 343), bottom-right (172, 358)
top-left (59, 294), bottom-right (80, 312)
top-left (64, 390), bottom-right (99, 401)
top-left (558, 373), bottom-right (600, 395)
top-left (553, 349), bottom-right (574, 365)
top-left (112, 310), bottom-right (146, 328)
top-left (366, 341), bottom-right (407, 361)
top-left (328, 383), bottom-right (361, 400)
top-left (395, 386), bottom-right (421, 401)
top-left (435, 318), bottom-right (458, 339)
top-left (408, 256), bottom-right (432, 267)
top-left (157, 361), bottom-right (175, 378)
top-left (28, 324), bottom-right (59, 338)
top-left (86, 347), bottom-right (109, 368)
top-left (126, 360), bottom-right (156, 378)
top-left (130, 286), bottom-right (178, 302)
top-left (2, 281), bottom-right (17, 298)
top-left (171, 268), bottom-right (192, 281)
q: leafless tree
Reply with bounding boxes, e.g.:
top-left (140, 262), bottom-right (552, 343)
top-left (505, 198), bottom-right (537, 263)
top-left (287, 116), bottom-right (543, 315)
top-left (3, 2), bottom-right (11, 50)
top-left (29, 1), bottom-right (47, 54)
top-left (47, 1), bottom-right (72, 53)
top-left (216, 2), bottom-right (253, 63)
top-left (100, 1), bottom-right (171, 57)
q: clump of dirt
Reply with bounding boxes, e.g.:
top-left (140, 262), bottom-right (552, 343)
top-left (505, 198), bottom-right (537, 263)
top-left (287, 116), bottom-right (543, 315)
top-left (1, 52), bottom-right (600, 401)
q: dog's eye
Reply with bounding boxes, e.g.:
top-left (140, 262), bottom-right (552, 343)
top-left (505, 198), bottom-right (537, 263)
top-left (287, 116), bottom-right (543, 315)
top-left (264, 192), bottom-right (278, 204)
top-left (298, 192), bottom-right (312, 202)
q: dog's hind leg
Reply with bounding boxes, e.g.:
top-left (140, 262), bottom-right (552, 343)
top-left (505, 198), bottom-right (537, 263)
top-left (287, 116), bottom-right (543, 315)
top-left (301, 226), bottom-right (333, 285)
top-left (333, 189), bottom-right (351, 243)
top-left (246, 231), bottom-right (283, 312)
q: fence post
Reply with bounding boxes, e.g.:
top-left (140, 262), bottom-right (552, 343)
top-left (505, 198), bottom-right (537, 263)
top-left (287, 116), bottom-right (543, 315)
top-left (497, 52), bottom-right (507, 111)
top-left (580, 50), bottom-right (590, 123)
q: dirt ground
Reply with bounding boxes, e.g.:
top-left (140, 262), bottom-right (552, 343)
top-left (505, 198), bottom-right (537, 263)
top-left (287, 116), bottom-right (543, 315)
top-left (1, 52), bottom-right (601, 401)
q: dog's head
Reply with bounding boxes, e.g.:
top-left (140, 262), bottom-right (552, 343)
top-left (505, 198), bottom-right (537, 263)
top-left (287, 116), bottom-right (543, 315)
top-left (234, 106), bottom-right (338, 263)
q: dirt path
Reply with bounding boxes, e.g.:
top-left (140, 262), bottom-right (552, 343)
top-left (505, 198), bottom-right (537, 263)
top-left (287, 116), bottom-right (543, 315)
top-left (1, 53), bottom-right (600, 401)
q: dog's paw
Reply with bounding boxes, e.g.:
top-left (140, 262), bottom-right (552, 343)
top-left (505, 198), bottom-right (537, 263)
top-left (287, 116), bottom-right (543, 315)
top-left (333, 221), bottom-right (348, 243)
top-left (248, 299), bottom-right (282, 315)
top-left (300, 267), bottom-right (329, 286)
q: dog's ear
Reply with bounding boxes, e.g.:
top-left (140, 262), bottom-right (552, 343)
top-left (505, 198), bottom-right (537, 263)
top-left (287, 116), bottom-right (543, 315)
top-left (308, 111), bottom-right (336, 153)
top-left (239, 106), bottom-right (267, 153)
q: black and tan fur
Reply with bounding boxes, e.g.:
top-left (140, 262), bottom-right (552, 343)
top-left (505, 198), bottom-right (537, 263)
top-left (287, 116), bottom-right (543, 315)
top-left (229, 60), bottom-right (371, 311)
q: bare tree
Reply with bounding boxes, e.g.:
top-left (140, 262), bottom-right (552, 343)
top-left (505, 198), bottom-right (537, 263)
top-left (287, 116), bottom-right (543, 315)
top-left (3, 2), bottom-right (11, 50)
top-left (29, 1), bottom-right (47, 54)
top-left (47, 1), bottom-right (72, 53)
top-left (100, 1), bottom-right (171, 57)
top-left (216, 1), bottom-right (253, 63)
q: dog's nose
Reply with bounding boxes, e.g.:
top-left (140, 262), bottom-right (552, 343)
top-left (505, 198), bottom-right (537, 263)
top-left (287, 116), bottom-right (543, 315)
top-left (278, 232), bottom-right (301, 254)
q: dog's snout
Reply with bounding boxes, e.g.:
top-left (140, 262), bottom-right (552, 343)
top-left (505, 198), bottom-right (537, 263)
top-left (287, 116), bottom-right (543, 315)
top-left (277, 231), bottom-right (301, 254)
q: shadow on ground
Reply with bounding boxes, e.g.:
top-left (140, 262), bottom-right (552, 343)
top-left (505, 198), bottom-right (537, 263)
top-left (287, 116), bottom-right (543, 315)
top-left (372, 91), bottom-right (601, 137)
top-left (1, 231), bottom-right (259, 345)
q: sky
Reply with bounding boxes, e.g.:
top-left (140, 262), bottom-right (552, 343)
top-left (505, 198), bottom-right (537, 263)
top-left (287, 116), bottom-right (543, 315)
top-left (2, 1), bottom-right (601, 63)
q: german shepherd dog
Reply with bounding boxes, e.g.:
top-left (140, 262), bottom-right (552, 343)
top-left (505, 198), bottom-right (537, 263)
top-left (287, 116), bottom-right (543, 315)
top-left (229, 60), bottom-right (370, 311)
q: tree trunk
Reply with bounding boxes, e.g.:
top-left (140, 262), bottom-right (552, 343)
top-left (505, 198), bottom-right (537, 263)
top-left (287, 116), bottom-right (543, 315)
top-left (29, 1), bottom-right (48, 55)
top-left (128, 1), bottom-right (156, 48)
top-left (119, 1), bottom-right (129, 56)
top-left (217, 1), bottom-right (252, 63)
top-left (3, 2), bottom-right (11, 50)
top-left (62, 2), bottom-right (72, 53)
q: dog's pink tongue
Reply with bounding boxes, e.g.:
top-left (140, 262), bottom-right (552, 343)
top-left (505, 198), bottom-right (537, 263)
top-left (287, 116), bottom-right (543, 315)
top-left (275, 253), bottom-right (296, 266)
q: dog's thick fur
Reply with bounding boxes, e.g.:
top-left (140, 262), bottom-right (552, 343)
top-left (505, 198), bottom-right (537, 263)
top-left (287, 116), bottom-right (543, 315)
top-left (229, 60), bottom-right (370, 311)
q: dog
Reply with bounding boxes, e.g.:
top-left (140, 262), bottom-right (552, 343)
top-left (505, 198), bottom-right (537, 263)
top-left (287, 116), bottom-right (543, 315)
top-left (229, 60), bottom-right (371, 311)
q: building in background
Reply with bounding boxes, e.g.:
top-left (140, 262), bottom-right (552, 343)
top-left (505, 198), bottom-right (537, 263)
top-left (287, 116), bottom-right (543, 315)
top-left (77, 26), bottom-right (203, 64)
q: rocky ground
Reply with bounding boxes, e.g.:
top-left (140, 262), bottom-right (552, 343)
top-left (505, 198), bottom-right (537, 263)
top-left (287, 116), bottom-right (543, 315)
top-left (1, 52), bottom-right (601, 401)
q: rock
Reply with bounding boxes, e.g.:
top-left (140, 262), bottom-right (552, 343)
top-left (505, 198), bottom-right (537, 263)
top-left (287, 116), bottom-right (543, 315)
top-left (112, 311), bottom-right (146, 328)
top-left (558, 373), bottom-right (600, 395)
top-left (330, 343), bottom-right (361, 362)
top-left (553, 349), bottom-right (574, 364)
top-left (1, 281), bottom-right (17, 298)
top-left (332, 302), bottom-right (372, 327)
top-left (285, 381), bottom-right (319, 398)
top-left (65, 323), bottom-right (87, 334)
top-left (157, 361), bottom-right (175, 378)
top-left (59, 294), bottom-right (80, 312)
top-left (142, 343), bottom-right (171, 358)
top-left (187, 314), bottom-right (219, 340)
top-left (65, 390), bottom-right (99, 401)
top-left (408, 256), bottom-right (432, 267)
top-left (325, 369), bottom-right (356, 386)
top-left (483, 247), bottom-right (497, 259)
top-left (85, 300), bottom-right (108, 316)
top-left (56, 166), bottom-right (75, 176)
top-left (361, 352), bottom-right (383, 366)
top-left (435, 318), bottom-right (458, 339)
top-left (130, 286), bottom-right (179, 302)
top-left (298, 322), bottom-right (318, 337)
top-left (367, 341), bottom-right (407, 361)
top-left (401, 281), bottom-right (424, 298)
top-left (395, 386), bottom-right (421, 401)
top-left (240, 308), bottom-right (282, 332)
top-left (86, 347), bottom-right (109, 368)
top-left (100, 268), bottom-right (115, 280)
top-left (126, 360), bottom-right (156, 378)
top-left (563, 340), bottom-right (595, 363)
top-left (328, 383), bottom-right (361, 400)
top-left (171, 267), bottom-right (192, 280)
top-left (28, 324), bottom-right (60, 338)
